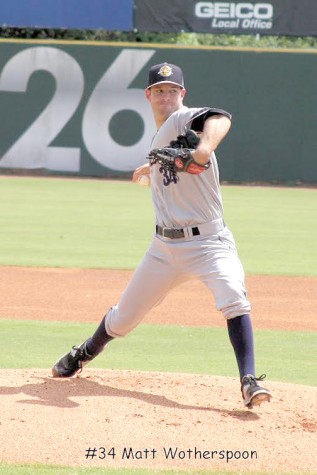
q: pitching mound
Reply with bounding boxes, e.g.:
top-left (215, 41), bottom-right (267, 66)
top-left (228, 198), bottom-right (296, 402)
top-left (0, 368), bottom-right (316, 473)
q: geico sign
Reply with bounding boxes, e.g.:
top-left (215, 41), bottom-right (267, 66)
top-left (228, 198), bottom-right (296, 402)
top-left (195, 2), bottom-right (273, 19)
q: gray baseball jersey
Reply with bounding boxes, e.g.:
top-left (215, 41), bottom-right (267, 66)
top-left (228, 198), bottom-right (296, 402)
top-left (151, 106), bottom-right (223, 228)
top-left (104, 106), bottom-right (251, 338)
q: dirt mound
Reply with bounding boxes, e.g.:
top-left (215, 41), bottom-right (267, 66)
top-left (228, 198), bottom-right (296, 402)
top-left (0, 369), bottom-right (316, 473)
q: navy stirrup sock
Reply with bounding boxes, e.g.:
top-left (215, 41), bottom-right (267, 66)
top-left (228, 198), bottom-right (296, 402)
top-left (227, 314), bottom-right (255, 380)
top-left (85, 315), bottom-right (114, 357)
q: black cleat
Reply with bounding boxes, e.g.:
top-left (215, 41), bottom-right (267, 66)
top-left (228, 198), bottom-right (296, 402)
top-left (52, 342), bottom-right (94, 378)
top-left (241, 374), bottom-right (272, 409)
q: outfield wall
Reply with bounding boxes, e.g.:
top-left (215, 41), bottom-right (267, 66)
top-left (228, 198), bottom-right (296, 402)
top-left (0, 39), bottom-right (316, 183)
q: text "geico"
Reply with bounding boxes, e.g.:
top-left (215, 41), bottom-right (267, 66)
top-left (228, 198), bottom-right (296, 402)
top-left (195, 2), bottom-right (273, 19)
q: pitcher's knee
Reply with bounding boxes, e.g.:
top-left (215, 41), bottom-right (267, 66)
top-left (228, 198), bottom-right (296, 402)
top-left (104, 305), bottom-right (141, 338)
top-left (221, 300), bottom-right (251, 320)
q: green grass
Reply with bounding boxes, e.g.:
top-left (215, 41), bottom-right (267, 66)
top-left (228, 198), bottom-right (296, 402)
top-left (1, 319), bottom-right (316, 386)
top-left (0, 177), bottom-right (153, 269)
top-left (222, 186), bottom-right (317, 275)
top-left (0, 177), bottom-right (316, 275)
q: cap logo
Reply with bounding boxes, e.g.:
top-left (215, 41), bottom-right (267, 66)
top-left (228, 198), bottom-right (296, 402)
top-left (159, 65), bottom-right (173, 78)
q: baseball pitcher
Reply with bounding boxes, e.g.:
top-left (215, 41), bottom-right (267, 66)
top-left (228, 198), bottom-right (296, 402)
top-left (52, 62), bottom-right (272, 409)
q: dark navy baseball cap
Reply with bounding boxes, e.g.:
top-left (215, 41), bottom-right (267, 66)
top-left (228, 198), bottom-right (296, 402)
top-left (147, 62), bottom-right (185, 89)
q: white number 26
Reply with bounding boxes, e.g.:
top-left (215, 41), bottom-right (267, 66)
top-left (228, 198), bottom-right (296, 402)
top-left (0, 47), bottom-right (155, 172)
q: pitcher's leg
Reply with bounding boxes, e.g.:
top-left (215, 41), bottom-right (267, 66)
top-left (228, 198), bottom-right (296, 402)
top-left (193, 239), bottom-right (255, 381)
top-left (226, 313), bottom-right (272, 408)
top-left (85, 250), bottom-right (176, 358)
top-left (197, 231), bottom-right (251, 319)
top-left (227, 314), bottom-right (255, 379)
top-left (52, 238), bottom-right (178, 377)
top-left (51, 316), bottom-right (114, 378)
top-left (105, 243), bottom-right (179, 337)
top-left (195, 232), bottom-right (271, 407)
top-left (85, 314), bottom-right (114, 356)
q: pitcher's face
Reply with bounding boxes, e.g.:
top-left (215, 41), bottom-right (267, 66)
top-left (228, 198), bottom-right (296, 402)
top-left (146, 84), bottom-right (186, 125)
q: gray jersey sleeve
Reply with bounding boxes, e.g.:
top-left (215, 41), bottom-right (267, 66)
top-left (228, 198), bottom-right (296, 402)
top-left (151, 106), bottom-right (231, 149)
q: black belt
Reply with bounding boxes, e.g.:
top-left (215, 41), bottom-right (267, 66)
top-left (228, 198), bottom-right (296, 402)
top-left (156, 225), bottom-right (200, 239)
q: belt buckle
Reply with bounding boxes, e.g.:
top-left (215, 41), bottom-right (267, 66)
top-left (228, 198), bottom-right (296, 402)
top-left (169, 228), bottom-right (184, 239)
top-left (162, 227), bottom-right (175, 238)
top-left (159, 226), bottom-right (185, 239)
